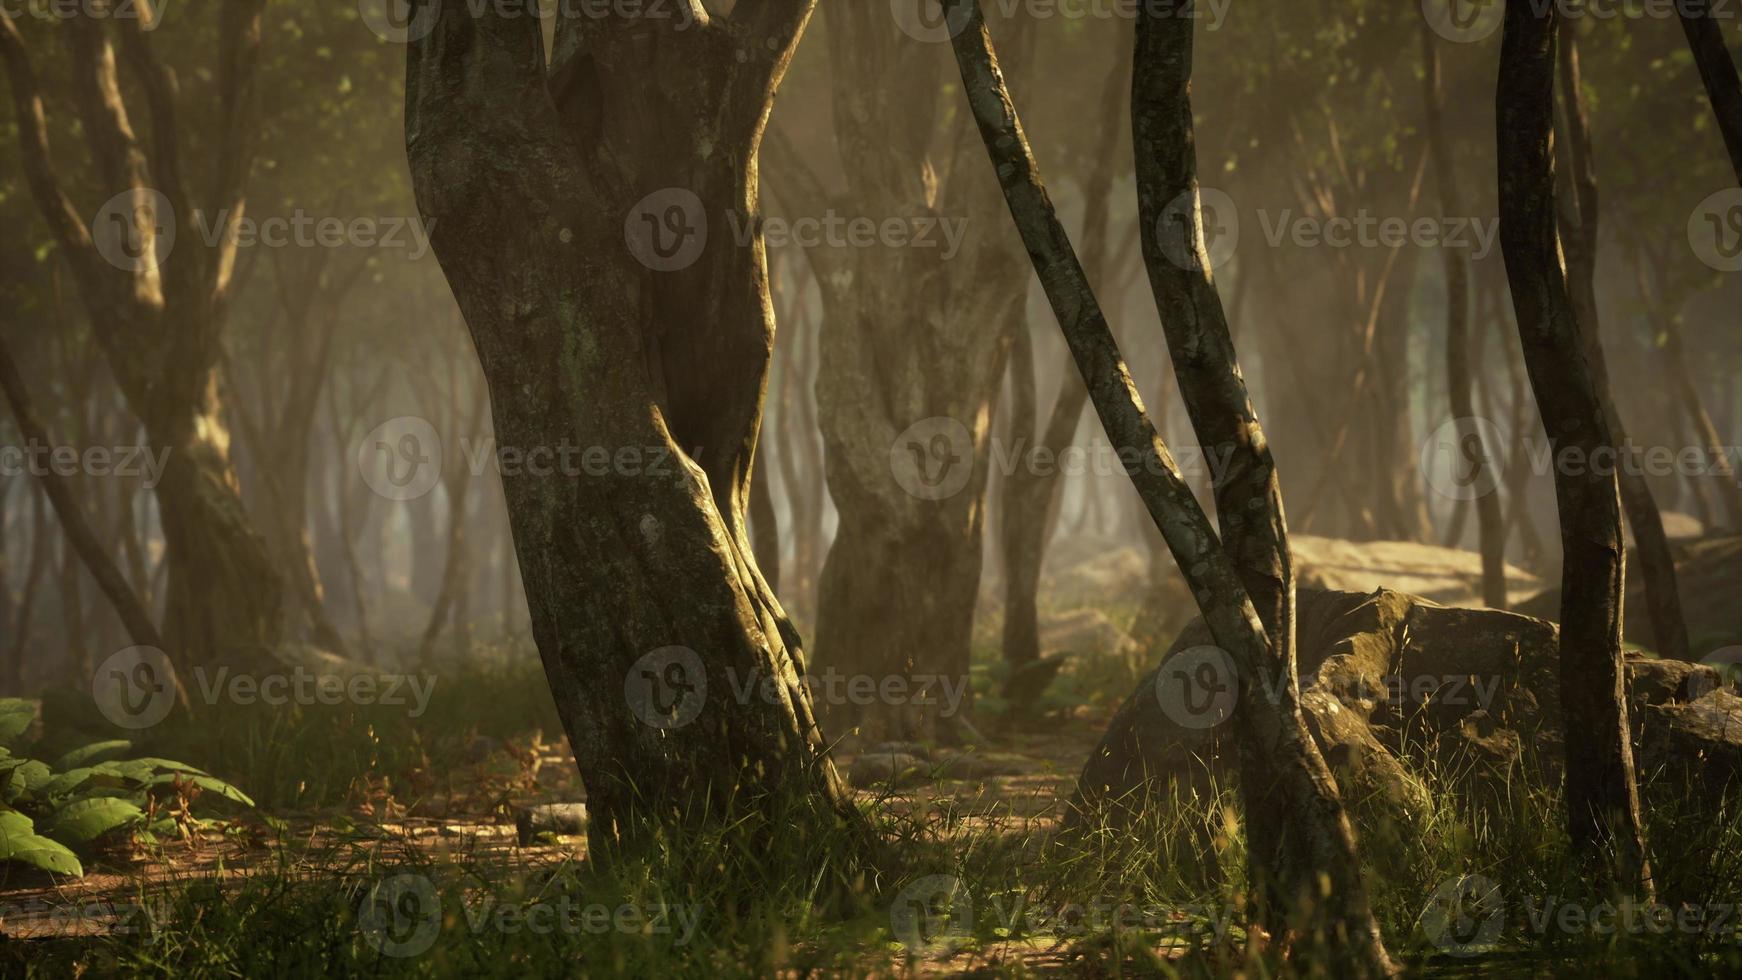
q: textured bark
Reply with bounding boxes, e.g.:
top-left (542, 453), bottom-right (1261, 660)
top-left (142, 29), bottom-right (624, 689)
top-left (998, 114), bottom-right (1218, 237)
top-left (786, 6), bottom-right (1031, 741)
top-left (1554, 27), bottom-right (1691, 663)
top-left (998, 41), bottom-right (1127, 706)
top-left (0, 5), bottom-right (284, 667)
top-left (1678, 0), bottom-right (1742, 183)
top-left (944, 4), bottom-right (1394, 972)
top-left (405, 1), bottom-right (865, 854)
top-left (1495, 0), bottom-right (1650, 894)
top-left (750, 441), bottom-right (781, 597)
top-left (1423, 25), bottom-right (1507, 609)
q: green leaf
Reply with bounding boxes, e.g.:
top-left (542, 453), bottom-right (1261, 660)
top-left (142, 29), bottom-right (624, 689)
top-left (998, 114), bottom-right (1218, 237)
top-left (53, 740), bottom-right (133, 771)
top-left (0, 832), bottom-right (83, 876)
top-left (44, 797), bottom-right (144, 845)
top-left (124, 758), bottom-right (208, 777)
top-left (0, 700), bottom-right (35, 747)
top-left (0, 809), bottom-right (34, 839)
top-left (41, 767), bottom-right (104, 799)
top-left (4, 760), bottom-right (51, 802)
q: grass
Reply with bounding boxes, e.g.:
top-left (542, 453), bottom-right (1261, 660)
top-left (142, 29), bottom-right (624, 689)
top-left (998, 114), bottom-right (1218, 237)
top-left (4, 635), bottom-right (1740, 977)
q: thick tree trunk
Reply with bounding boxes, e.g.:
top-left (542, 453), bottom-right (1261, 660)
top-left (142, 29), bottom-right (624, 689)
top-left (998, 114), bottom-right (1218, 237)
top-left (0, 5), bottom-right (285, 667)
top-left (1495, 0), bottom-right (1651, 894)
top-left (944, 5), bottom-right (1395, 972)
top-left (406, 2), bottom-right (866, 855)
top-left (1423, 25), bottom-right (1507, 608)
top-left (794, 6), bottom-right (1031, 742)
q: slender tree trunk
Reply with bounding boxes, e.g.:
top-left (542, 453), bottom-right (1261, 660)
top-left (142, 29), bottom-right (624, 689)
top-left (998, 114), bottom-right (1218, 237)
top-left (1424, 24), bottom-right (1507, 607)
top-left (1496, 0), bottom-right (1651, 894)
top-left (944, 5), bottom-right (1395, 972)
top-left (1678, 0), bottom-right (1742, 182)
top-left (1554, 26), bottom-right (1691, 663)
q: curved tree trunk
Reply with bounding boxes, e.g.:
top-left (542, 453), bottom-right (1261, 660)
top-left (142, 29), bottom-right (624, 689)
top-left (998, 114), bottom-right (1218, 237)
top-left (1496, 0), bottom-right (1650, 894)
top-left (406, 1), bottom-right (865, 856)
top-left (0, 6), bottom-right (284, 668)
top-left (1677, 0), bottom-right (1742, 182)
top-left (943, 4), bottom-right (1395, 972)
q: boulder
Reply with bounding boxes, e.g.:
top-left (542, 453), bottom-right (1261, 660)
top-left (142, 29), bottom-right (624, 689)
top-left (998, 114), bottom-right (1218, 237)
top-left (1072, 588), bottom-right (1741, 829)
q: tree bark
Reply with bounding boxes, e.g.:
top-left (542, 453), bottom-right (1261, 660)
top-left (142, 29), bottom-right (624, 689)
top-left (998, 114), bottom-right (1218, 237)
top-left (406, 1), bottom-right (866, 855)
top-left (1677, 0), bottom-right (1742, 183)
top-left (1423, 24), bottom-right (1507, 608)
top-left (1495, 0), bottom-right (1650, 894)
top-left (944, 4), bottom-right (1395, 972)
top-left (1554, 25), bottom-right (1691, 663)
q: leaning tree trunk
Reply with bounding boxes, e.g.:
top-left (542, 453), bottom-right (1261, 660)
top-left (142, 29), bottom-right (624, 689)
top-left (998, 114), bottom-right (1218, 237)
top-left (1423, 23), bottom-right (1507, 608)
top-left (782, 6), bottom-right (1033, 742)
top-left (1677, 0), bottom-right (1742, 182)
top-left (1495, 0), bottom-right (1651, 895)
top-left (406, 1), bottom-right (866, 856)
top-left (0, 5), bottom-right (284, 667)
top-left (1554, 26), bottom-right (1691, 664)
top-left (943, 4), bottom-right (1395, 973)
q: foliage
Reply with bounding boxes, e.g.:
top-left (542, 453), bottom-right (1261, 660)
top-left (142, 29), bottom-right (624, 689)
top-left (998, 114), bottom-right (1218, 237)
top-left (0, 699), bottom-right (253, 878)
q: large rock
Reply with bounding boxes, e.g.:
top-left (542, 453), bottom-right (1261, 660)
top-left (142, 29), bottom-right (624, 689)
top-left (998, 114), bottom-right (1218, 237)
top-left (1517, 533), bottom-right (1742, 653)
top-left (1072, 588), bottom-right (1741, 828)
top-left (1289, 535), bottom-right (1541, 608)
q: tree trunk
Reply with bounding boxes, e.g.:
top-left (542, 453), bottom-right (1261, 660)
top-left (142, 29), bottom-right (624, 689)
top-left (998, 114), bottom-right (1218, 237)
top-left (1554, 26), bottom-right (1691, 663)
top-left (1423, 24), bottom-right (1507, 608)
top-left (943, 5), bottom-right (1395, 972)
top-left (406, 2), bottom-right (866, 856)
top-left (0, 6), bottom-right (284, 667)
top-left (1677, 0), bottom-right (1742, 182)
top-left (998, 40), bottom-right (1127, 711)
top-left (791, 7), bottom-right (1032, 742)
top-left (1495, 0), bottom-right (1651, 894)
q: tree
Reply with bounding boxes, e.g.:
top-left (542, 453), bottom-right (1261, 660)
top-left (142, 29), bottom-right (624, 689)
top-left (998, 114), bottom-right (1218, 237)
top-left (943, 2), bottom-right (1394, 971)
top-left (1495, 0), bottom-right (1651, 893)
top-left (404, 1), bottom-right (865, 855)
top-left (0, 2), bottom-right (284, 666)
top-left (1422, 22), bottom-right (1507, 609)
top-left (1677, 0), bottom-right (1742, 182)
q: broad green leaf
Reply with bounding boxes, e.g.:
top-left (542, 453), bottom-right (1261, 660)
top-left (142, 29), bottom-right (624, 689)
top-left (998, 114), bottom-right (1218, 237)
top-left (0, 700), bottom-right (34, 747)
top-left (0, 832), bottom-right (83, 876)
top-left (0, 809), bottom-right (33, 839)
top-left (44, 798), bottom-right (144, 844)
top-left (4, 760), bottom-right (51, 802)
top-left (53, 740), bottom-right (133, 771)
